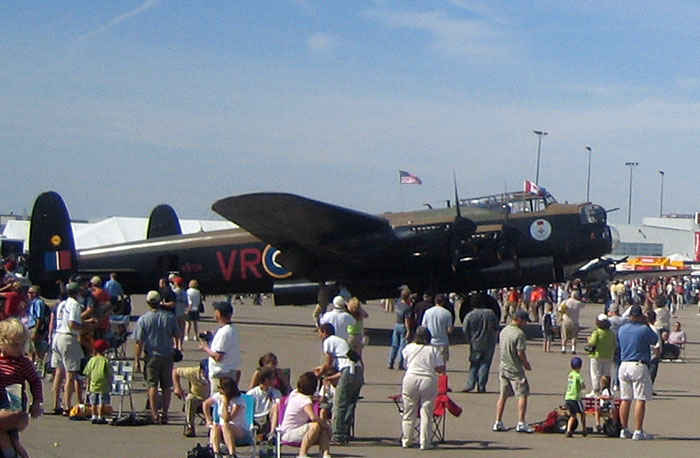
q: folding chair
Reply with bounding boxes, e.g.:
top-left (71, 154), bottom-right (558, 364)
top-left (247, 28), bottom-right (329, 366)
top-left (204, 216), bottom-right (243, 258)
top-left (432, 374), bottom-right (462, 443)
top-left (210, 393), bottom-right (259, 457)
top-left (110, 360), bottom-right (135, 418)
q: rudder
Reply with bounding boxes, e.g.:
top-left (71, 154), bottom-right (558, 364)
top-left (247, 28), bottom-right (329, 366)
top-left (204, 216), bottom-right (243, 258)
top-left (28, 191), bottom-right (77, 297)
top-left (146, 204), bottom-right (182, 239)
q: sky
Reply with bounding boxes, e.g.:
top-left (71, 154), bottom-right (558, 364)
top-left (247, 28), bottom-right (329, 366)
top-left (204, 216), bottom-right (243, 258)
top-left (2, 0), bottom-right (699, 224)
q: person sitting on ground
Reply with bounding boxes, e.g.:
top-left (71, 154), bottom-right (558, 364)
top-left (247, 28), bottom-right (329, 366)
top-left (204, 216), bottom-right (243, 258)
top-left (173, 359), bottom-right (211, 437)
top-left (203, 377), bottom-right (251, 458)
top-left (246, 366), bottom-right (281, 439)
top-left (82, 339), bottom-right (113, 424)
top-left (659, 331), bottom-right (681, 360)
top-left (564, 356), bottom-right (587, 438)
top-left (668, 321), bottom-right (687, 347)
top-left (0, 318), bottom-right (43, 458)
top-left (247, 353), bottom-right (290, 396)
top-left (278, 371), bottom-right (332, 458)
top-left (594, 375), bottom-right (618, 433)
top-left (400, 326), bottom-right (445, 450)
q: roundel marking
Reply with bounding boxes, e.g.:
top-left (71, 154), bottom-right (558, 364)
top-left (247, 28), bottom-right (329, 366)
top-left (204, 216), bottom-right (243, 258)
top-left (529, 219), bottom-right (552, 241)
top-left (50, 234), bottom-right (62, 247)
top-left (262, 245), bottom-right (293, 279)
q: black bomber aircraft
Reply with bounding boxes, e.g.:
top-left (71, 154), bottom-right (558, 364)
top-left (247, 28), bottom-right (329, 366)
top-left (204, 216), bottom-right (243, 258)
top-left (28, 187), bottom-right (614, 304)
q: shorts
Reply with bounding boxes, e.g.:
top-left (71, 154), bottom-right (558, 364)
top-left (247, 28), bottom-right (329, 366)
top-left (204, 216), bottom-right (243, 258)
top-left (145, 355), bottom-right (174, 389)
top-left (618, 361), bottom-right (653, 401)
top-left (88, 392), bottom-right (111, 406)
top-left (565, 400), bottom-right (583, 415)
top-left (499, 372), bottom-right (529, 398)
top-left (51, 333), bottom-right (84, 372)
top-left (281, 423), bottom-right (312, 443)
top-left (562, 320), bottom-right (578, 341)
top-left (186, 310), bottom-right (200, 321)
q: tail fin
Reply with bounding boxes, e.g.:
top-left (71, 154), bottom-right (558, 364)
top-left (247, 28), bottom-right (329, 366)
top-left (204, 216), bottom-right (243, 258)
top-left (28, 191), bottom-right (77, 297)
top-left (146, 204), bottom-right (182, 239)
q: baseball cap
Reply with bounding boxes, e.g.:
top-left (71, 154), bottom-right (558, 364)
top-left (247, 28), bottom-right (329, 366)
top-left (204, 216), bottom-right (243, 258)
top-left (629, 305), bottom-right (644, 317)
top-left (332, 295), bottom-right (346, 310)
top-left (66, 282), bottom-right (80, 294)
top-left (213, 301), bottom-right (233, 316)
top-left (571, 356), bottom-right (583, 369)
top-left (514, 310), bottom-right (529, 321)
top-left (597, 313), bottom-right (609, 321)
top-left (146, 290), bottom-right (161, 304)
top-left (93, 339), bottom-right (110, 354)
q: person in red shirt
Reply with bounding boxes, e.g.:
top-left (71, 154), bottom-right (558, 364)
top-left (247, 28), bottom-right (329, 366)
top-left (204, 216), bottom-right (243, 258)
top-left (0, 283), bottom-right (26, 321)
top-left (529, 286), bottom-right (546, 323)
top-left (89, 276), bottom-right (112, 339)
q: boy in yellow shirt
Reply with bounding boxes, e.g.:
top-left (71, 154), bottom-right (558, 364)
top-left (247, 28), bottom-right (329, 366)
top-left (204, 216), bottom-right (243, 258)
top-left (83, 339), bottom-right (113, 424)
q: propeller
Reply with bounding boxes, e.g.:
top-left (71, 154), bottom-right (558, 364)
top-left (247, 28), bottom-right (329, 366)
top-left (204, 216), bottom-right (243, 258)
top-left (449, 173), bottom-right (477, 272)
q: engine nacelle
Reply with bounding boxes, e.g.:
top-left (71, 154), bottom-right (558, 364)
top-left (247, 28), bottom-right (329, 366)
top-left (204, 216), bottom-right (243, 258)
top-left (273, 281), bottom-right (320, 306)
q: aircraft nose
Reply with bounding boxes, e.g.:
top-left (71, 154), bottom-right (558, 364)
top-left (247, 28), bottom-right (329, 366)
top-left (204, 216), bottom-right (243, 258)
top-left (608, 225), bottom-right (621, 252)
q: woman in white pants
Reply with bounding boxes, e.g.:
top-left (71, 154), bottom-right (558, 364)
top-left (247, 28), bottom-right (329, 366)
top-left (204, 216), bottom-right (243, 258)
top-left (401, 326), bottom-right (446, 450)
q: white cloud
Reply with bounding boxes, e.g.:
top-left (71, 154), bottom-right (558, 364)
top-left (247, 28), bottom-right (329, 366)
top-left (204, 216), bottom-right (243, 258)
top-left (307, 32), bottom-right (335, 53)
top-left (367, 8), bottom-right (512, 58)
top-left (77, 0), bottom-right (160, 41)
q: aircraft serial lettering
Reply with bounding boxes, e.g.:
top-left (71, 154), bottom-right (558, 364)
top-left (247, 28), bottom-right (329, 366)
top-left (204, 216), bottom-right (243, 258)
top-left (216, 248), bottom-right (263, 281)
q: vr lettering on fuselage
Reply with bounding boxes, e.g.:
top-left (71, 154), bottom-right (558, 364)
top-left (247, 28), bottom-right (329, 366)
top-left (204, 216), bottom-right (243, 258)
top-left (216, 248), bottom-right (263, 281)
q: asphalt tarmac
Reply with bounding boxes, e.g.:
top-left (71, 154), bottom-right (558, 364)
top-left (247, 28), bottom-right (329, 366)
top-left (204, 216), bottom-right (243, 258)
top-left (23, 296), bottom-right (700, 457)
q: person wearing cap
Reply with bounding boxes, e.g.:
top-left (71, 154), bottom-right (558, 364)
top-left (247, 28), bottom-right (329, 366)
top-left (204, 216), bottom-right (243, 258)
top-left (492, 309), bottom-right (533, 433)
top-left (616, 304), bottom-right (658, 440)
top-left (88, 276), bottom-right (112, 339)
top-left (314, 323), bottom-right (363, 445)
top-left (51, 282), bottom-right (86, 415)
top-left (200, 301), bottom-right (241, 391)
top-left (173, 359), bottom-right (210, 437)
top-left (134, 290), bottom-right (180, 424)
top-left (585, 313), bottom-right (617, 397)
top-left (82, 339), bottom-right (113, 424)
top-left (319, 296), bottom-right (356, 342)
top-left (564, 356), bottom-right (587, 438)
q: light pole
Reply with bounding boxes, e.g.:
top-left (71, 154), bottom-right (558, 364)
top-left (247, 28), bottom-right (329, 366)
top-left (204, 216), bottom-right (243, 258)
top-left (585, 146), bottom-right (592, 202)
top-left (625, 161), bottom-right (639, 224)
top-left (658, 170), bottom-right (665, 217)
top-left (533, 130), bottom-right (548, 185)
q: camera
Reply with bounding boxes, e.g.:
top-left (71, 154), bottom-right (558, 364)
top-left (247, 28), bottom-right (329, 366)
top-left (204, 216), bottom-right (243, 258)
top-left (198, 331), bottom-right (213, 343)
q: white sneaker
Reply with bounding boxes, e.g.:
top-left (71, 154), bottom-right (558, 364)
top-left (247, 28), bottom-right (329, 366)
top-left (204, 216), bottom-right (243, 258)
top-left (620, 428), bottom-right (632, 439)
top-left (184, 336), bottom-right (189, 341)
top-left (516, 422), bottom-right (534, 433)
top-left (632, 430), bottom-right (653, 440)
top-left (492, 420), bottom-right (506, 432)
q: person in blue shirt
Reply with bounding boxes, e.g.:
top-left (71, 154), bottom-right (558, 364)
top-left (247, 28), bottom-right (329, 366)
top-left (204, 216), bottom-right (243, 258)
top-left (104, 272), bottom-right (125, 301)
top-left (616, 305), bottom-right (658, 441)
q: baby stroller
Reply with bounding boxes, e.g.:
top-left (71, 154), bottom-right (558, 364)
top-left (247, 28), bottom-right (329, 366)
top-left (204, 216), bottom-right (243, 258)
top-left (106, 315), bottom-right (132, 359)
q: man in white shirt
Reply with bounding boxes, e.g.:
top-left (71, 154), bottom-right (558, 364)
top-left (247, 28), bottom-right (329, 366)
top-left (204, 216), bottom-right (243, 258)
top-left (421, 294), bottom-right (454, 364)
top-left (200, 302), bottom-right (241, 390)
top-left (314, 323), bottom-right (362, 445)
top-left (319, 296), bottom-right (356, 342)
top-left (51, 282), bottom-right (89, 414)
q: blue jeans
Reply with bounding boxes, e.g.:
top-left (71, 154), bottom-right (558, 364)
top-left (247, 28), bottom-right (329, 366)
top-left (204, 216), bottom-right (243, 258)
top-left (465, 346), bottom-right (495, 392)
top-left (388, 324), bottom-right (407, 368)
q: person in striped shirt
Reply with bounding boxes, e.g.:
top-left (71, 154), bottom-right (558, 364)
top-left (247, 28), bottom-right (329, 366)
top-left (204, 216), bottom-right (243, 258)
top-left (0, 318), bottom-right (43, 458)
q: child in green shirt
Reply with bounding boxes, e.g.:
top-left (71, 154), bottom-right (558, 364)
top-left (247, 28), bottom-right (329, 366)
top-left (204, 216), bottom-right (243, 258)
top-left (564, 356), bottom-right (587, 437)
top-left (83, 339), bottom-right (113, 424)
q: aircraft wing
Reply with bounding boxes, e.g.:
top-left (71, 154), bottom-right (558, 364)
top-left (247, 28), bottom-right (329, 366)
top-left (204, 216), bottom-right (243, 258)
top-left (212, 193), bottom-right (395, 257)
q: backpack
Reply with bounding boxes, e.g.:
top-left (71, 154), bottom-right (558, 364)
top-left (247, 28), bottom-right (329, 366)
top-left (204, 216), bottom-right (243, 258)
top-left (187, 443), bottom-right (215, 458)
top-left (534, 410), bottom-right (559, 433)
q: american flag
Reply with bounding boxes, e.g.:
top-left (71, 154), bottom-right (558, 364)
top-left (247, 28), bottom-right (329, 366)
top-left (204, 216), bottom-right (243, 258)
top-left (399, 170), bottom-right (422, 185)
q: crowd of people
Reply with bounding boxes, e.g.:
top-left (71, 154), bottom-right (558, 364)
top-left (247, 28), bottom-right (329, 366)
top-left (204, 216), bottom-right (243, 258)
top-left (1, 245), bottom-right (699, 456)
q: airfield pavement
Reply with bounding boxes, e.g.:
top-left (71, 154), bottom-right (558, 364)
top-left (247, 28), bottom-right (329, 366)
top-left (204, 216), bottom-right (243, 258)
top-left (23, 296), bottom-right (700, 457)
